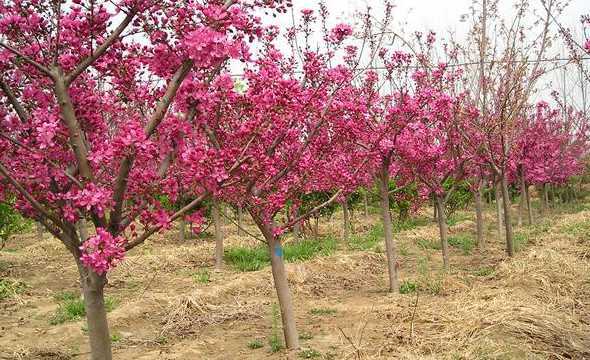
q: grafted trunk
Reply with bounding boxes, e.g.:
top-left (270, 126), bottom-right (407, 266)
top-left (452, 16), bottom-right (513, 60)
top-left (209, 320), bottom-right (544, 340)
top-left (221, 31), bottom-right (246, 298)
top-left (342, 200), bottom-right (350, 242)
top-left (212, 200), bottom-right (224, 270)
top-left (495, 181), bottom-right (504, 238)
top-left (500, 172), bottom-right (515, 257)
top-left (474, 183), bottom-right (485, 251)
top-left (251, 214), bottom-right (299, 349)
top-left (378, 166), bottom-right (399, 293)
top-left (435, 195), bottom-right (450, 270)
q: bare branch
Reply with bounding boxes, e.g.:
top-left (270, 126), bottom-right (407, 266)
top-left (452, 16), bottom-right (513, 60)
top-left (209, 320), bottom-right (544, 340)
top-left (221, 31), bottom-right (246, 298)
top-left (0, 77), bottom-right (28, 122)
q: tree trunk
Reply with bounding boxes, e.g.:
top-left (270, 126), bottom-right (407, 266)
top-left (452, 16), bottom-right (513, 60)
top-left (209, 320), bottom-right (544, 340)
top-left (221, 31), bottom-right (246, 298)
top-left (179, 218), bottom-right (187, 241)
top-left (474, 184), bottom-right (485, 251)
top-left (342, 200), bottom-right (350, 242)
top-left (36, 222), bottom-right (44, 242)
top-left (212, 200), bottom-right (224, 270)
top-left (520, 171), bottom-right (533, 225)
top-left (495, 180), bottom-right (504, 238)
top-left (313, 217), bottom-right (319, 237)
top-left (433, 197), bottom-right (438, 222)
top-left (378, 166), bottom-right (399, 293)
top-left (251, 214), bottom-right (300, 349)
top-left (500, 172), bottom-right (515, 257)
top-left (435, 195), bottom-right (450, 270)
top-left (76, 219), bottom-right (112, 360)
top-left (237, 207), bottom-right (243, 236)
top-left (543, 183), bottom-right (549, 211)
top-left (363, 191), bottom-right (369, 219)
top-left (526, 183), bottom-right (533, 225)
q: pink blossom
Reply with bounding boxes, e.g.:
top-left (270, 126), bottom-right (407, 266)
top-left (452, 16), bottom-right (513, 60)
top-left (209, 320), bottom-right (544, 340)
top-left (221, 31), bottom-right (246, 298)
top-left (329, 23), bottom-right (353, 43)
top-left (80, 228), bottom-right (126, 275)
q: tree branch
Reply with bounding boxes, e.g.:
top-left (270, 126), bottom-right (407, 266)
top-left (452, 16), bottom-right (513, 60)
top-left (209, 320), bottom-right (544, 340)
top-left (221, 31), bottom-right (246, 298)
top-left (0, 77), bottom-right (28, 122)
top-left (0, 42), bottom-right (53, 78)
top-left (66, 10), bottom-right (137, 85)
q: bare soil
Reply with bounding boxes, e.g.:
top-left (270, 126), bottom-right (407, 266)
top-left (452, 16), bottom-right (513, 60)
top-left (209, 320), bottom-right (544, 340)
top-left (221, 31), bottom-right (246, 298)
top-left (1, 201), bottom-right (589, 359)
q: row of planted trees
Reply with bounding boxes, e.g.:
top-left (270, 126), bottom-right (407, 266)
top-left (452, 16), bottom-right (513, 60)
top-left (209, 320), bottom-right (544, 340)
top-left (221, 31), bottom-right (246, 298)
top-left (0, 0), bottom-right (589, 358)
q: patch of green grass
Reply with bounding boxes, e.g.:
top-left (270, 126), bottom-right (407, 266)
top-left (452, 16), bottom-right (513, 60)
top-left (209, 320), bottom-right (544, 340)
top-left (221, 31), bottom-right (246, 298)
top-left (299, 348), bottom-right (322, 358)
top-left (393, 217), bottom-right (430, 232)
top-left (225, 237), bottom-right (336, 272)
top-left (416, 238), bottom-right (441, 250)
top-left (349, 223), bottom-right (383, 251)
top-left (309, 307), bottom-right (337, 316)
top-left (399, 280), bottom-right (418, 294)
top-left (50, 291), bottom-right (117, 325)
top-left (448, 233), bottom-right (475, 255)
top-left (111, 333), bottom-right (122, 343)
top-left (269, 303), bottom-right (283, 353)
top-left (561, 220), bottom-right (590, 239)
top-left (446, 213), bottom-right (471, 227)
top-left (0, 248), bottom-right (17, 253)
top-left (283, 236), bottom-right (337, 261)
top-left (247, 339), bottom-right (264, 349)
top-left (0, 278), bottom-right (26, 301)
top-left (514, 232), bottom-right (529, 252)
top-left (398, 242), bottom-right (410, 256)
top-left (474, 266), bottom-right (495, 277)
top-left (192, 269), bottom-right (211, 284)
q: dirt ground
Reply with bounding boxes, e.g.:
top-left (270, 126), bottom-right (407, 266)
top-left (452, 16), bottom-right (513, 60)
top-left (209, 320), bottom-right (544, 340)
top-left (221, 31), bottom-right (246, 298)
top-left (1, 199), bottom-right (589, 359)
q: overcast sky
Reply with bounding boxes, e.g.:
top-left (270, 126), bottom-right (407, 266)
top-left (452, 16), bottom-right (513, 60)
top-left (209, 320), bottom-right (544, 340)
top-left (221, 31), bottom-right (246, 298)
top-left (265, 0), bottom-right (590, 110)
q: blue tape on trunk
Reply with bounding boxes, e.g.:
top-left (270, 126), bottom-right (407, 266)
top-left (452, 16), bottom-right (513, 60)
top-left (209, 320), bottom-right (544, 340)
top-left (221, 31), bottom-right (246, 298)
top-left (274, 243), bottom-right (283, 258)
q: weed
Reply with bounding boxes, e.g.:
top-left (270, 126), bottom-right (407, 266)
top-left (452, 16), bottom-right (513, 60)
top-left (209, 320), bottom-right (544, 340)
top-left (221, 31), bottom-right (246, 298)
top-left (474, 266), bottom-right (495, 277)
top-left (247, 339), bottom-right (263, 349)
top-left (269, 303), bottom-right (283, 352)
top-left (349, 223), bottom-right (383, 251)
top-left (192, 269), bottom-right (210, 284)
top-left (299, 348), bottom-right (322, 358)
top-left (398, 242), bottom-right (411, 256)
top-left (0, 278), bottom-right (26, 301)
top-left (50, 291), bottom-right (117, 325)
top-left (417, 238), bottom-right (441, 250)
top-left (448, 233), bottom-right (475, 255)
top-left (399, 280), bottom-right (418, 294)
top-left (283, 236), bottom-right (337, 261)
top-left (309, 307), bottom-right (337, 316)
top-left (111, 333), bottom-right (122, 343)
top-left (561, 220), bottom-right (590, 239)
top-left (224, 246), bottom-right (269, 272)
top-left (514, 232), bottom-right (529, 252)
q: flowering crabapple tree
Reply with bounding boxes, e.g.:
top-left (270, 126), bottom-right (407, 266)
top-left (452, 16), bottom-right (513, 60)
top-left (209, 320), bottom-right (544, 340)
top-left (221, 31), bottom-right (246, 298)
top-left (0, 1), bottom-right (291, 358)
top-left (177, 8), bottom-right (375, 348)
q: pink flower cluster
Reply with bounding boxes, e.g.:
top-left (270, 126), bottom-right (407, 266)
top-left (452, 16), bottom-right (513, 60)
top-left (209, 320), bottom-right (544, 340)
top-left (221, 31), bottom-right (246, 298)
top-left (329, 23), bottom-right (353, 43)
top-left (80, 228), bottom-right (126, 275)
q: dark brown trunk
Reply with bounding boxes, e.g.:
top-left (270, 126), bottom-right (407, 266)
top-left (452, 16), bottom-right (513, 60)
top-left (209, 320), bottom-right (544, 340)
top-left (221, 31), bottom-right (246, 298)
top-left (519, 170), bottom-right (533, 225)
top-left (378, 166), bottom-right (399, 293)
top-left (212, 200), bottom-right (224, 270)
top-left (435, 195), bottom-right (450, 270)
top-left (363, 191), bottom-right (369, 219)
top-left (433, 197), bottom-right (438, 222)
top-left (251, 214), bottom-right (300, 349)
top-left (526, 183), bottom-right (533, 225)
top-left (500, 172), bottom-right (515, 257)
top-left (474, 184), bottom-right (485, 251)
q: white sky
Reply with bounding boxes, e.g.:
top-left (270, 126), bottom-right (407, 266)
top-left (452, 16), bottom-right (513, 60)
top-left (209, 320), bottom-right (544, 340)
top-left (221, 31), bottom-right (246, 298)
top-left (266, 0), bottom-right (590, 111)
